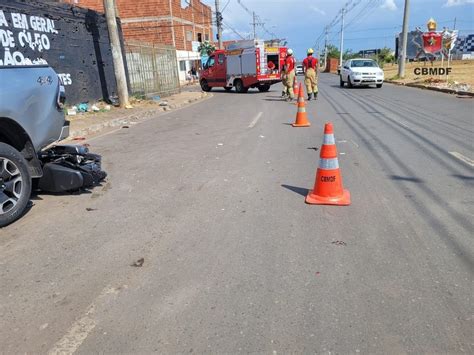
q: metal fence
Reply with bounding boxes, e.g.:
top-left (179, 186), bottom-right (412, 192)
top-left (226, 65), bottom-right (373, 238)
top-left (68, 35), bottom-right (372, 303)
top-left (125, 42), bottom-right (180, 98)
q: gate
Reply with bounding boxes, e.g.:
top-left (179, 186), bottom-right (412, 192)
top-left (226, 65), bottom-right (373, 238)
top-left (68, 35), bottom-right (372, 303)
top-left (125, 42), bottom-right (180, 98)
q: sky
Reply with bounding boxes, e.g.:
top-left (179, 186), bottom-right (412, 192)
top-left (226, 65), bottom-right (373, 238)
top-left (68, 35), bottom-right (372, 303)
top-left (199, 0), bottom-right (474, 60)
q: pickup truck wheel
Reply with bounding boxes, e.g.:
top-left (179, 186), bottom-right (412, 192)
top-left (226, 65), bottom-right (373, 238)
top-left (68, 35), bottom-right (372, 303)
top-left (347, 77), bottom-right (353, 88)
top-left (339, 75), bottom-right (344, 87)
top-left (200, 79), bottom-right (211, 92)
top-left (0, 143), bottom-right (32, 227)
top-left (258, 85), bottom-right (270, 92)
top-left (376, 83), bottom-right (383, 88)
top-left (224, 86), bottom-right (232, 92)
top-left (234, 79), bottom-right (248, 93)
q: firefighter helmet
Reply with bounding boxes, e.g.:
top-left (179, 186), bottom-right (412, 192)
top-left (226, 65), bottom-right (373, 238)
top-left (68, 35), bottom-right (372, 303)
top-left (287, 48), bottom-right (294, 56)
top-left (307, 48), bottom-right (314, 54)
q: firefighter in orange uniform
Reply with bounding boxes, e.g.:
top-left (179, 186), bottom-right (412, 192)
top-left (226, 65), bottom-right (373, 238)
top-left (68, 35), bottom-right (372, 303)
top-left (303, 48), bottom-right (318, 100)
top-left (282, 48), bottom-right (296, 101)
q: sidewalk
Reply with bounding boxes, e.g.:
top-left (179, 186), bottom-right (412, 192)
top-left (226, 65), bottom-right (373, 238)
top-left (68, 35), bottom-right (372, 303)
top-left (65, 89), bottom-right (210, 140)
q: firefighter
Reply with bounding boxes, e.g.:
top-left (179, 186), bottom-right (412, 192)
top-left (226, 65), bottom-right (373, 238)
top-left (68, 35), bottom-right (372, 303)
top-left (282, 48), bottom-right (296, 101)
top-left (303, 48), bottom-right (318, 100)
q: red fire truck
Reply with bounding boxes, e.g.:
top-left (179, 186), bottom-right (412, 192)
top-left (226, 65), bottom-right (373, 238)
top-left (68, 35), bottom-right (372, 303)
top-left (199, 40), bottom-right (287, 93)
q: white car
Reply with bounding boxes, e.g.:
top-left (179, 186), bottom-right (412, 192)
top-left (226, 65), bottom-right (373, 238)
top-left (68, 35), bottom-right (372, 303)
top-left (340, 58), bottom-right (384, 88)
top-left (295, 64), bottom-right (304, 75)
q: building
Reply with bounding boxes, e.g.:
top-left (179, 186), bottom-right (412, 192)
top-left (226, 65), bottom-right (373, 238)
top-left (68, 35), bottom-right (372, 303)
top-left (61, 0), bottom-right (213, 83)
top-left (358, 49), bottom-right (382, 58)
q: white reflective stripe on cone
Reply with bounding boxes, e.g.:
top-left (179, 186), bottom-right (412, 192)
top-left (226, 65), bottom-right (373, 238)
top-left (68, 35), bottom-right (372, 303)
top-left (323, 134), bottom-right (335, 145)
top-left (297, 107), bottom-right (306, 113)
top-left (319, 157), bottom-right (339, 169)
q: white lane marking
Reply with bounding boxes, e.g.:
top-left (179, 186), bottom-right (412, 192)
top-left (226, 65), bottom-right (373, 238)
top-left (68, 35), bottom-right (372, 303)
top-left (48, 286), bottom-right (121, 355)
top-left (449, 151), bottom-right (474, 167)
top-left (248, 112), bottom-right (263, 128)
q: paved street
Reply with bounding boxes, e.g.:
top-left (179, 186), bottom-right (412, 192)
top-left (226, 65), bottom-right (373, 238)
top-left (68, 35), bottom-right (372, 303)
top-left (1, 74), bottom-right (473, 353)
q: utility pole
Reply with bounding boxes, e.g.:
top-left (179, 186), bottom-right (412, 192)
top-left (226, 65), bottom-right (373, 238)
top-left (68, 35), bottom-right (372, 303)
top-left (339, 8), bottom-right (345, 72)
top-left (252, 11), bottom-right (257, 39)
top-left (398, 0), bottom-right (410, 78)
top-left (324, 26), bottom-right (328, 69)
top-left (215, 0), bottom-right (223, 49)
top-left (103, 0), bottom-right (129, 107)
top-left (453, 17), bottom-right (457, 30)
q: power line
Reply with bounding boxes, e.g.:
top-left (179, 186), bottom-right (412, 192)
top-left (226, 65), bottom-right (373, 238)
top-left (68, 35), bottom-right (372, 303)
top-left (221, 0), bottom-right (231, 13)
top-left (236, 0), bottom-right (278, 39)
top-left (222, 22), bottom-right (245, 39)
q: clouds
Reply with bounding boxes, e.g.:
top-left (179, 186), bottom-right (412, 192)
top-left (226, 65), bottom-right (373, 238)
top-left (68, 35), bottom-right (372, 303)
top-left (444, 0), bottom-right (474, 6)
top-left (310, 6), bottom-right (326, 16)
top-left (381, 0), bottom-right (397, 11)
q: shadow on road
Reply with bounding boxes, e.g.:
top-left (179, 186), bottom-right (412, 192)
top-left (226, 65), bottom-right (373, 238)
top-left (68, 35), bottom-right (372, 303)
top-left (451, 174), bottom-right (474, 182)
top-left (389, 175), bottom-right (425, 183)
top-left (263, 98), bottom-right (288, 102)
top-left (281, 184), bottom-right (309, 197)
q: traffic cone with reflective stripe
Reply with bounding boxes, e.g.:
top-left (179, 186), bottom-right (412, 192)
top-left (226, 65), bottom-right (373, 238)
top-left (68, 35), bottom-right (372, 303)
top-left (292, 83), bottom-right (311, 127)
top-left (306, 122), bottom-right (350, 205)
top-left (293, 77), bottom-right (299, 97)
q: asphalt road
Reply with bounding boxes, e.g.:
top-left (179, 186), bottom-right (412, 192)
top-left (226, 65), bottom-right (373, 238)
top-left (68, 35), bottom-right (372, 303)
top-left (1, 74), bottom-right (473, 354)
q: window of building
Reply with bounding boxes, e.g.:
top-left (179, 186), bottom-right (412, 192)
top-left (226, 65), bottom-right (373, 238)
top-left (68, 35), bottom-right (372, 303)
top-left (179, 61), bottom-right (186, 71)
top-left (205, 33), bottom-right (209, 41)
top-left (181, 0), bottom-right (189, 8)
top-left (197, 33), bottom-right (202, 42)
top-left (186, 31), bottom-right (192, 41)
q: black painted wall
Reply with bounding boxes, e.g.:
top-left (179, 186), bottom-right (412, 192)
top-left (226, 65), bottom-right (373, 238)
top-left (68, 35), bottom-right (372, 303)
top-left (0, 0), bottom-right (124, 104)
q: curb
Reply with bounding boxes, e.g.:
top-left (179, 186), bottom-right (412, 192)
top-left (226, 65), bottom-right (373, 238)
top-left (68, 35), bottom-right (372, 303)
top-left (385, 80), bottom-right (473, 97)
top-left (68, 93), bottom-right (212, 138)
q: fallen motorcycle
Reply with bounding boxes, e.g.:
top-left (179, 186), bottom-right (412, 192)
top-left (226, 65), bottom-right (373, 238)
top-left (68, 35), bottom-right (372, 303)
top-left (37, 144), bottom-right (107, 193)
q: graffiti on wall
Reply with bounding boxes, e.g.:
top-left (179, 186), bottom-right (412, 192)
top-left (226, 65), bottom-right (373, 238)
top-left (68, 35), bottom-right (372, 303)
top-left (0, 1), bottom-right (125, 104)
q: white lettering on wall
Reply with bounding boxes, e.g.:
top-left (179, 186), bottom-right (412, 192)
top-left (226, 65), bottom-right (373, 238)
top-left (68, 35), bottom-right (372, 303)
top-left (0, 11), bottom-right (58, 66)
top-left (58, 73), bottom-right (72, 85)
top-left (0, 10), bottom-right (9, 27)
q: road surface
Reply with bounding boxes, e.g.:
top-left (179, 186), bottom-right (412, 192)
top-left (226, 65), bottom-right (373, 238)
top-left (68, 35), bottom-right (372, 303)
top-left (1, 74), bottom-right (473, 353)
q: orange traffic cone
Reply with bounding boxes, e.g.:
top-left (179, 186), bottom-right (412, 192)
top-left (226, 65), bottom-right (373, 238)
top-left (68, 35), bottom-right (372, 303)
top-left (306, 122), bottom-right (351, 205)
top-left (292, 83), bottom-right (311, 127)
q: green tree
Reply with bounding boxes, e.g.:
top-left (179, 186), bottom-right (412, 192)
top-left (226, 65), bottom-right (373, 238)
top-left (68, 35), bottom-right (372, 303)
top-left (325, 44), bottom-right (340, 59)
top-left (197, 41), bottom-right (216, 56)
top-left (343, 49), bottom-right (359, 60)
top-left (375, 47), bottom-right (395, 67)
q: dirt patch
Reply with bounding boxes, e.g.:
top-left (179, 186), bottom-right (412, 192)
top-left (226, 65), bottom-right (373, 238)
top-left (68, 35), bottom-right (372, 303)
top-left (383, 60), bottom-right (474, 93)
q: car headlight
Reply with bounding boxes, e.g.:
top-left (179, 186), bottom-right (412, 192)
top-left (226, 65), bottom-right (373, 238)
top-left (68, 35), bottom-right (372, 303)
top-left (352, 72), bottom-right (361, 77)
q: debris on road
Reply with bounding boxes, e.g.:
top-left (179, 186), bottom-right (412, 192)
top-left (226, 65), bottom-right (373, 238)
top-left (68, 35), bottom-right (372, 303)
top-left (85, 208), bottom-right (97, 212)
top-left (131, 258), bottom-right (145, 267)
top-left (332, 240), bottom-right (347, 246)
